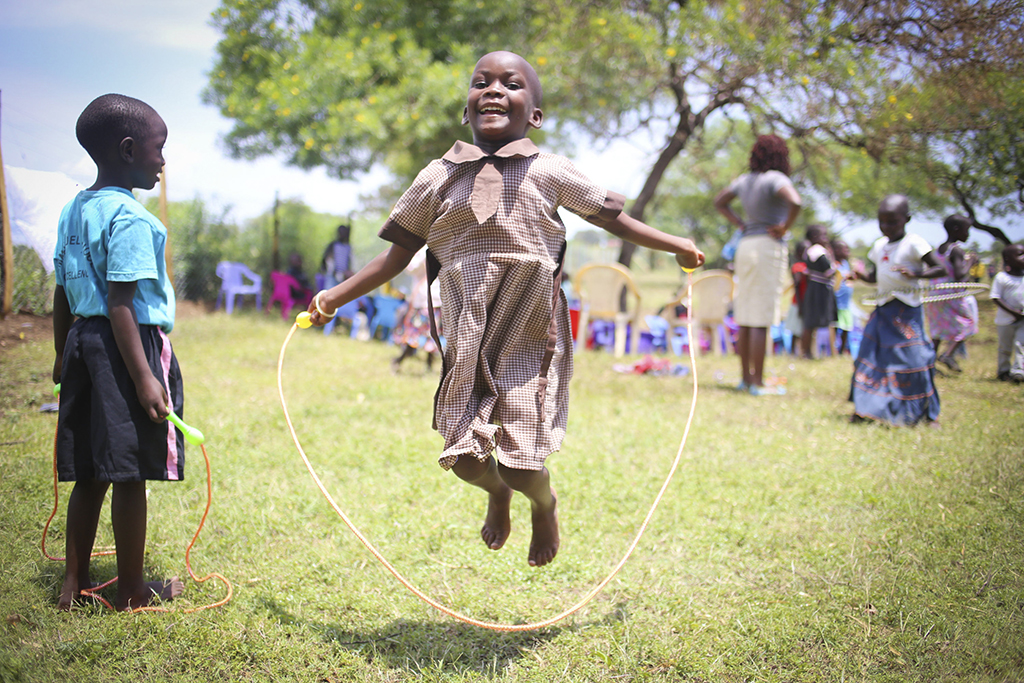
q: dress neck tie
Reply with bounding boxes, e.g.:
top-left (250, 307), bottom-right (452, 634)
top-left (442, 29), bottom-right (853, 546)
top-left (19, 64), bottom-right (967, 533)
top-left (471, 157), bottom-right (502, 224)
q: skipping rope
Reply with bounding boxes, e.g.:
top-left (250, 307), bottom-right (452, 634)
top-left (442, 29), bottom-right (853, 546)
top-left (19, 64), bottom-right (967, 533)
top-left (42, 386), bottom-right (233, 613)
top-left (276, 267), bottom-right (701, 632)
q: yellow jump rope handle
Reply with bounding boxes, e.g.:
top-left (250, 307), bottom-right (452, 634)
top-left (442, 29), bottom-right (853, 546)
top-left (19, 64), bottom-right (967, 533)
top-left (680, 265), bottom-right (696, 274)
top-left (166, 410), bottom-right (205, 446)
top-left (295, 311), bottom-right (312, 328)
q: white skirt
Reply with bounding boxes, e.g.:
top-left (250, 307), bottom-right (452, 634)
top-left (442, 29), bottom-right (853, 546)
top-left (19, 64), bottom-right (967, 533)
top-left (733, 234), bottom-right (788, 328)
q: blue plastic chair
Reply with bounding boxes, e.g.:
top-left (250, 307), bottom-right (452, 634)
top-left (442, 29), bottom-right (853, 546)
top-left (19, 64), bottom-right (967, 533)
top-left (323, 296), bottom-right (368, 338)
top-left (215, 261), bottom-right (262, 314)
top-left (367, 295), bottom-right (405, 341)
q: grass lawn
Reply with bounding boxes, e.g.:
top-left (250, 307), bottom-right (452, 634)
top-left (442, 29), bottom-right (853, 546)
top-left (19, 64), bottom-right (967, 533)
top-left (1, 290), bottom-right (1022, 682)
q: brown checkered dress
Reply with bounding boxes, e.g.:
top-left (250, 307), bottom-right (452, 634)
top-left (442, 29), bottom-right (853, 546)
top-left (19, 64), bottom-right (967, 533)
top-left (380, 139), bottom-right (624, 471)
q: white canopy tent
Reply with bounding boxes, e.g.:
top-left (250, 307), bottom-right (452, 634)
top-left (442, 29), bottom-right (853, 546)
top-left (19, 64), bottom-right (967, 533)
top-left (5, 165), bottom-right (83, 273)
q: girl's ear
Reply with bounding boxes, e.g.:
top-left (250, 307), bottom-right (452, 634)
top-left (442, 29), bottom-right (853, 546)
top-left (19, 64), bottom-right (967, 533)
top-left (462, 107), bottom-right (470, 126)
top-left (119, 137), bottom-right (135, 163)
top-left (529, 106), bottom-right (544, 130)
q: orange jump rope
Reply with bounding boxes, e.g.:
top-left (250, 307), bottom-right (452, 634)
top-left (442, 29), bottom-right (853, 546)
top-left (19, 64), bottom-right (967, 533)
top-left (280, 267), bottom-right (701, 631)
top-left (42, 385), bottom-right (232, 613)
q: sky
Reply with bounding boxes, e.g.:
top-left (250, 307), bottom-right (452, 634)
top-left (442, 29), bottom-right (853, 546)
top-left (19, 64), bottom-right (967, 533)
top-left (0, 0), bottom-right (655, 233)
top-left (0, 0), bottom-right (1011, 252)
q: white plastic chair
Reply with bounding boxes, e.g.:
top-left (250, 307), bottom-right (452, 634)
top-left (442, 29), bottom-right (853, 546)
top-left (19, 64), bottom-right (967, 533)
top-left (575, 262), bottom-right (642, 358)
top-left (215, 261), bottom-right (262, 314)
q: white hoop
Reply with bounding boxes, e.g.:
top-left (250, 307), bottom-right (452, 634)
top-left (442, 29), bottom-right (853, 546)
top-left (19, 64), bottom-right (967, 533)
top-left (860, 281), bottom-right (989, 307)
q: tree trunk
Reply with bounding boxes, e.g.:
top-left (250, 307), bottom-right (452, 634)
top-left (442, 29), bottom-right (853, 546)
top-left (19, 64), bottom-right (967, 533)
top-left (617, 127), bottom-right (689, 267)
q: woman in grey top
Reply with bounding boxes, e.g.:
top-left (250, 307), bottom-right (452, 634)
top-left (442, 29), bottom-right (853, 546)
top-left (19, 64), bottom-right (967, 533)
top-left (714, 135), bottom-right (802, 395)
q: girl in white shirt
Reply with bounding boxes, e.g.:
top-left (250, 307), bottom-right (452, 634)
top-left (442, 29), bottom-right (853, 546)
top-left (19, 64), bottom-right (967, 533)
top-left (849, 195), bottom-right (946, 426)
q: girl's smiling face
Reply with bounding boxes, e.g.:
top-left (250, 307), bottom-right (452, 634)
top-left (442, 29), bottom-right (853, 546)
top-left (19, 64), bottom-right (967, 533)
top-left (463, 52), bottom-right (543, 153)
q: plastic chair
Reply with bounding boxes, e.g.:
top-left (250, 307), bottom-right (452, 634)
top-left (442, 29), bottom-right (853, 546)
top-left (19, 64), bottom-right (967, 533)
top-left (689, 270), bottom-right (735, 356)
top-left (656, 270), bottom-right (734, 355)
top-left (575, 262), bottom-right (642, 358)
top-left (367, 295), bottom-right (405, 341)
top-left (266, 271), bottom-right (311, 321)
top-left (215, 261), bottom-right (262, 314)
top-left (323, 296), bottom-right (368, 338)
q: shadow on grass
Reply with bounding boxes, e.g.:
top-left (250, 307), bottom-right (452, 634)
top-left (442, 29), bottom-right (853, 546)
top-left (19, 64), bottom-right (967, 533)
top-left (258, 596), bottom-right (629, 677)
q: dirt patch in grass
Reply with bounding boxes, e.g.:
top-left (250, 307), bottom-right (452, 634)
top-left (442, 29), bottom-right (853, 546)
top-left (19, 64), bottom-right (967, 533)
top-left (0, 313), bottom-right (52, 348)
top-left (0, 301), bottom-right (210, 352)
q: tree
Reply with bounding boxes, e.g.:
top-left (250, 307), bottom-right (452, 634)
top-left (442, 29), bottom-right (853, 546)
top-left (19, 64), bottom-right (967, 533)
top-left (206, 0), bottom-right (1024, 266)
top-left (204, 0), bottom-right (535, 181)
top-left (144, 198), bottom-right (240, 303)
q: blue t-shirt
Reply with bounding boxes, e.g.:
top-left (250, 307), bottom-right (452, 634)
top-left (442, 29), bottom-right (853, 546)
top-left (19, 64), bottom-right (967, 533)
top-left (53, 187), bottom-right (175, 332)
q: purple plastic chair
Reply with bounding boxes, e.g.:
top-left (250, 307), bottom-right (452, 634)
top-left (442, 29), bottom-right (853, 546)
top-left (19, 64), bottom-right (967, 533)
top-left (215, 261), bottom-right (263, 314)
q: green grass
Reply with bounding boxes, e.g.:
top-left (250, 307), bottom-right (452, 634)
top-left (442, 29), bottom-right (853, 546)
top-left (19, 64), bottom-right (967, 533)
top-left (1, 295), bottom-right (1023, 682)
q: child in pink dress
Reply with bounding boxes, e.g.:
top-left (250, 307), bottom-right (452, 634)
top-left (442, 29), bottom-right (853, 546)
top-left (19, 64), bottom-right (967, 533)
top-left (306, 51), bottom-right (704, 567)
top-left (924, 215), bottom-right (978, 372)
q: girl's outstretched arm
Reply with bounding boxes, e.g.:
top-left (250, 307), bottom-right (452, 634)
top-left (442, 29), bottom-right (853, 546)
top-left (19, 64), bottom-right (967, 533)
top-left (307, 243), bottom-right (416, 326)
top-left (600, 213), bottom-right (705, 270)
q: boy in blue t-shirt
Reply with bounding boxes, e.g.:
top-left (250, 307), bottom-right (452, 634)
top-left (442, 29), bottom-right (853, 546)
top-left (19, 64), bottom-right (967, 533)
top-left (52, 94), bottom-right (185, 611)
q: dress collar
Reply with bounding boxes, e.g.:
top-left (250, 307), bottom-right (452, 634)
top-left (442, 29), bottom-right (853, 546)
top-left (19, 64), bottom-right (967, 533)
top-left (442, 138), bottom-right (540, 163)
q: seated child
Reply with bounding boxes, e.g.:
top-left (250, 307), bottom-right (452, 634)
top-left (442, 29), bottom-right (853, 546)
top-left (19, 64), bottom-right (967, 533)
top-left (286, 251), bottom-right (314, 306)
top-left (849, 194), bottom-right (947, 426)
top-left (52, 94), bottom-right (185, 610)
top-left (305, 51), bottom-right (704, 567)
top-left (991, 243), bottom-right (1024, 382)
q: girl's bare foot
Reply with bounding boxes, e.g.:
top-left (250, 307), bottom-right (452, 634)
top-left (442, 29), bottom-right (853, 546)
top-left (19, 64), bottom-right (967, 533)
top-left (481, 487), bottom-right (513, 550)
top-left (116, 577), bottom-right (184, 611)
top-left (528, 489), bottom-right (559, 567)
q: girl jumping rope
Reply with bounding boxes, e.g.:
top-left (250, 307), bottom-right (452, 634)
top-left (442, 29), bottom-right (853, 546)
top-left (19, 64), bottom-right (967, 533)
top-left (305, 51), bottom-right (704, 567)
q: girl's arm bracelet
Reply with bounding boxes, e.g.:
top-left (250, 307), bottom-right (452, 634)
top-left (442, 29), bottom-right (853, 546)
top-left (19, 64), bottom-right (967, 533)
top-left (315, 292), bottom-right (338, 319)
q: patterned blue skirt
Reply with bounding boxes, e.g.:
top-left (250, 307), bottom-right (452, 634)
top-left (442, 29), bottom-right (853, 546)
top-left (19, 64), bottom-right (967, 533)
top-left (850, 300), bottom-right (940, 425)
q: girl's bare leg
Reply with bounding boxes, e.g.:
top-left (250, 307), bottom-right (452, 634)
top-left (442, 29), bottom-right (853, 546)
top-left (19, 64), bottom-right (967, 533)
top-left (736, 326), bottom-right (751, 386)
top-left (748, 327), bottom-right (768, 386)
top-left (497, 464), bottom-right (559, 567)
top-left (801, 327), bottom-right (817, 359)
top-left (451, 455), bottom-right (513, 550)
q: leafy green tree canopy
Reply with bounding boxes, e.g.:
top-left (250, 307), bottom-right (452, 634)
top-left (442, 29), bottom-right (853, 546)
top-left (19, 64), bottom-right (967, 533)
top-left (206, 0), bottom-right (1024, 264)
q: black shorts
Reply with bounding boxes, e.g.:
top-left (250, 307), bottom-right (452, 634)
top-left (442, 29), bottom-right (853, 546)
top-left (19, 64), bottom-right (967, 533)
top-left (57, 317), bottom-right (185, 482)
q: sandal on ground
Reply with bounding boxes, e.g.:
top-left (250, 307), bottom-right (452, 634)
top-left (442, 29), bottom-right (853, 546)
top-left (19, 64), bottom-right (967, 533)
top-left (749, 384), bottom-right (786, 396)
top-left (939, 355), bottom-right (962, 373)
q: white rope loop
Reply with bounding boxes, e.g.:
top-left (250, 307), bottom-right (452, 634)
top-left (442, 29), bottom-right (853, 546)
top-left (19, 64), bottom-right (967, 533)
top-left (860, 281), bottom-right (989, 306)
top-left (276, 272), bottom-right (700, 631)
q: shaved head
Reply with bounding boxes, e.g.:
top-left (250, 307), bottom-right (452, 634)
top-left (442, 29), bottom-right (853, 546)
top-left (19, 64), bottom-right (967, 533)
top-left (475, 51), bottom-right (543, 106)
top-left (879, 194), bottom-right (909, 217)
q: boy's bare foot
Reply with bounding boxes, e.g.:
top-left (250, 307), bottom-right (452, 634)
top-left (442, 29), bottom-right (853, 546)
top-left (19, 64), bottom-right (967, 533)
top-left (58, 577), bottom-right (98, 611)
top-left (528, 489), bottom-right (559, 567)
top-left (116, 577), bottom-right (184, 611)
top-left (481, 487), bottom-right (513, 550)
